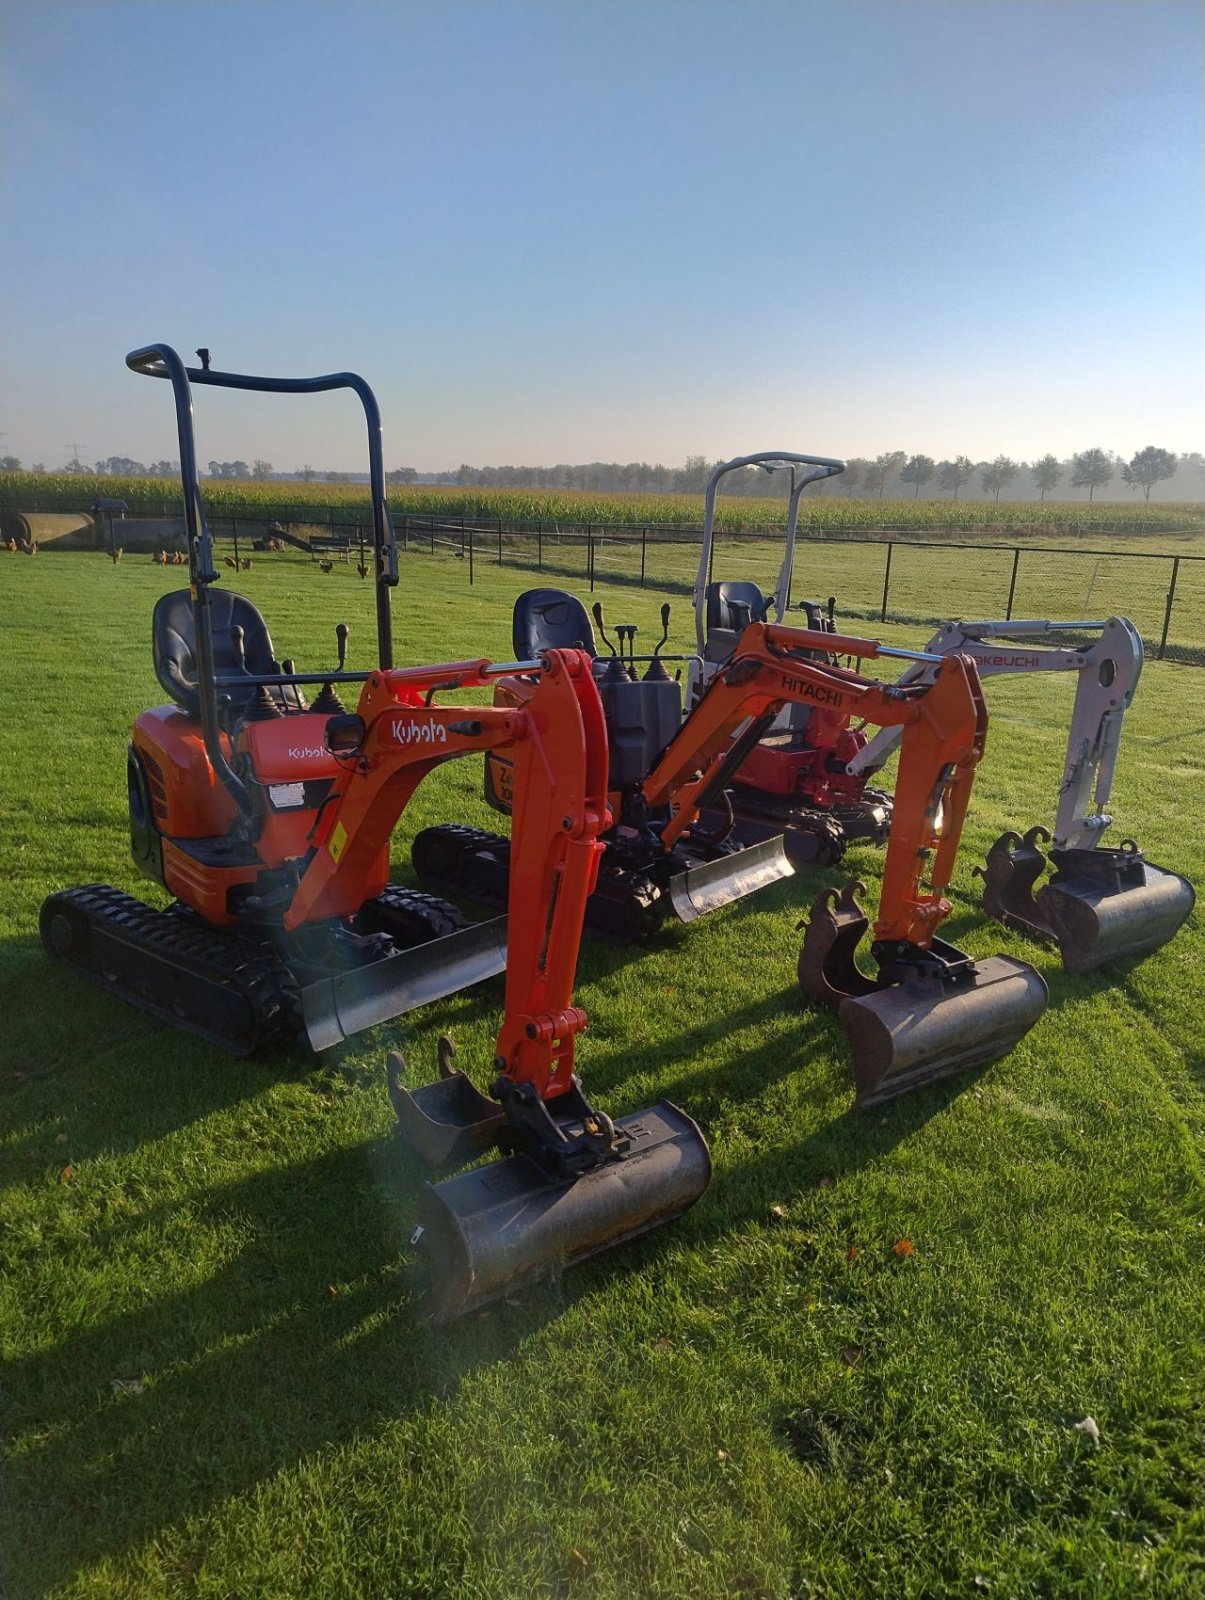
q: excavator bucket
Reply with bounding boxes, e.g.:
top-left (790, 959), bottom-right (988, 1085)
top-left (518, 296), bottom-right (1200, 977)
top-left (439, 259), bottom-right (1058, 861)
top-left (667, 834), bottom-right (794, 922)
top-left (412, 1101), bottom-right (712, 1323)
top-left (387, 1040), bottom-right (506, 1169)
top-left (799, 884), bottom-right (1048, 1108)
top-left (978, 828), bottom-right (1194, 975)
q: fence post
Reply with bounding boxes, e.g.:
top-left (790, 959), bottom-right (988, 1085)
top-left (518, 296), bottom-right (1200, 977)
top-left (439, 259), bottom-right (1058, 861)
top-left (588, 529), bottom-right (595, 592)
top-left (1158, 556), bottom-right (1180, 660)
top-left (640, 526), bottom-right (647, 587)
top-left (497, 517), bottom-right (503, 565)
top-left (1005, 547), bottom-right (1020, 620)
top-left (468, 524), bottom-right (474, 587)
top-left (879, 541), bottom-right (893, 623)
top-left (538, 520), bottom-right (544, 571)
top-left (232, 517), bottom-right (239, 570)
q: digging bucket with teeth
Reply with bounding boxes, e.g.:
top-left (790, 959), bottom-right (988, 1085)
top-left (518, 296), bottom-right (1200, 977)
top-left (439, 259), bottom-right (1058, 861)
top-left (392, 1046), bottom-right (711, 1324)
top-left (799, 882), bottom-right (1048, 1108)
top-left (976, 827), bottom-right (1194, 975)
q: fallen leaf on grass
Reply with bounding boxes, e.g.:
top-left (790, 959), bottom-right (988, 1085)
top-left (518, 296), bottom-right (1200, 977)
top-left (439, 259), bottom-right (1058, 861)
top-left (110, 1377), bottom-right (144, 1396)
top-left (892, 1238), bottom-right (916, 1258)
top-left (845, 1245), bottom-right (859, 1261)
top-left (1072, 1415), bottom-right (1101, 1447)
top-left (569, 1549), bottom-right (588, 1573)
top-left (55, 1133), bottom-right (68, 1145)
top-left (325, 1284), bottom-right (339, 1298)
top-left (59, 1164), bottom-right (74, 1184)
top-left (842, 1345), bottom-right (863, 1368)
top-left (769, 1203), bottom-right (789, 1221)
top-left (816, 1175), bottom-right (836, 1190)
top-left (652, 1336), bottom-right (674, 1352)
top-left (716, 1448), bottom-right (730, 1462)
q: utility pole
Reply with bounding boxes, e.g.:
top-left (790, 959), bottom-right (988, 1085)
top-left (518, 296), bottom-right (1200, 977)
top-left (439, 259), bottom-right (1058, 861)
top-left (65, 442), bottom-right (88, 471)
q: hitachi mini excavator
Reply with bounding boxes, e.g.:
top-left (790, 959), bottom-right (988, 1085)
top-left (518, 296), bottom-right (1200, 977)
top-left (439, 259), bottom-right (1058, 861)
top-left (40, 346), bottom-right (712, 1320)
top-left (414, 592), bottom-right (1048, 1105)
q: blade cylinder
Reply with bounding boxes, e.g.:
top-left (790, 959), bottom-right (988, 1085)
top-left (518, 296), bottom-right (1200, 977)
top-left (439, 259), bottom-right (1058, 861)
top-left (416, 1101), bottom-right (711, 1323)
top-left (838, 955), bottom-right (1048, 1108)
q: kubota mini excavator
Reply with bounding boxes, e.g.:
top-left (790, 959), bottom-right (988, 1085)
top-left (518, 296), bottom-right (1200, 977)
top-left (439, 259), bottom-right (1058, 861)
top-left (415, 604), bottom-right (1048, 1104)
top-left (40, 344), bottom-right (711, 1321)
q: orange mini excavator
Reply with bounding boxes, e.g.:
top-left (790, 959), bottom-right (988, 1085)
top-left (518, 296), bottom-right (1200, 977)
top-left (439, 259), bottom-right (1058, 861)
top-left (416, 600), bottom-right (1049, 1106)
top-left (41, 344), bottom-right (710, 1320)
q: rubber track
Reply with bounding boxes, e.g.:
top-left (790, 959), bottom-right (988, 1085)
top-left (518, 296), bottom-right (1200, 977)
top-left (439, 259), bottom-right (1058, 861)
top-left (41, 883), bottom-right (300, 1057)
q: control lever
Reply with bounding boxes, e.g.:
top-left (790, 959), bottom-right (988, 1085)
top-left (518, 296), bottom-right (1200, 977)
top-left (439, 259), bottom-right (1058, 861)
top-left (336, 622), bottom-right (349, 669)
top-left (230, 624), bottom-right (246, 671)
top-left (643, 603), bottom-right (673, 681)
top-left (592, 601), bottom-right (617, 656)
top-left (592, 602), bottom-right (630, 681)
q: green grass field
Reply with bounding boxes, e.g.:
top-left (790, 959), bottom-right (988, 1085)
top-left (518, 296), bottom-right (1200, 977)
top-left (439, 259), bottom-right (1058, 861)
top-left (2, 549), bottom-right (1202, 1599)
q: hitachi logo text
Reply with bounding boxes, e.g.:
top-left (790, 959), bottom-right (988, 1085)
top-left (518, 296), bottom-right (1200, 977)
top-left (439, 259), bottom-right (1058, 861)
top-left (781, 673), bottom-right (845, 708)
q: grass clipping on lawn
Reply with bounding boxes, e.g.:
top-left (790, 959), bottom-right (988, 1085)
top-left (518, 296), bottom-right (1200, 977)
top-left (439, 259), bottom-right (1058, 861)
top-left (1, 549), bottom-right (1202, 1600)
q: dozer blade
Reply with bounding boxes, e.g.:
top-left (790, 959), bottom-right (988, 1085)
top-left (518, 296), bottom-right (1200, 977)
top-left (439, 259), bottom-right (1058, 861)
top-left (837, 955), bottom-right (1048, 1109)
top-left (300, 916), bottom-right (507, 1051)
top-left (668, 835), bottom-right (794, 924)
top-left (1038, 856), bottom-right (1195, 975)
top-left (414, 1102), bottom-right (711, 1324)
top-left (388, 1043), bottom-right (506, 1169)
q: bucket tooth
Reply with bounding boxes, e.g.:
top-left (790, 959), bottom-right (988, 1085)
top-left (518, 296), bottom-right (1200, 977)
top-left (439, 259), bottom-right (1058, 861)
top-left (667, 834), bottom-right (794, 923)
top-left (1037, 845), bottom-right (1195, 975)
top-left (388, 1042), bottom-right (506, 1169)
top-left (413, 1101), bottom-right (712, 1324)
top-left (837, 954), bottom-right (1049, 1108)
top-left (797, 882), bottom-right (879, 1007)
top-left (974, 827), bottom-right (1055, 944)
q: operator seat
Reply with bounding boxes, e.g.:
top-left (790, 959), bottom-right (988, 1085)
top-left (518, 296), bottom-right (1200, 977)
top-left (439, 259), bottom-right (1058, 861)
top-left (152, 589), bottom-right (304, 719)
top-left (512, 587), bottom-right (598, 662)
top-left (705, 581), bottom-right (767, 633)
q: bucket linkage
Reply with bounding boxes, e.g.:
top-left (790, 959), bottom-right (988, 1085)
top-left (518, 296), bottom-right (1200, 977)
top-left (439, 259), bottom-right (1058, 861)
top-left (799, 882), bottom-right (1048, 1109)
top-left (390, 1036), bottom-right (711, 1324)
top-left (976, 827), bottom-right (1195, 975)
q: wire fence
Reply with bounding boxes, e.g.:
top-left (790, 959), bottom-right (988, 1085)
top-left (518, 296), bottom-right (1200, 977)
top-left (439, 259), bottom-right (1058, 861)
top-left (5, 501), bottom-right (1202, 665)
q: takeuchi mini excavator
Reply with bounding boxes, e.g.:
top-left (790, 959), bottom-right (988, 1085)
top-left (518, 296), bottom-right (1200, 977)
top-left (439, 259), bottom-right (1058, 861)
top-left (40, 344), bottom-right (711, 1321)
top-left (415, 598), bottom-right (1048, 1105)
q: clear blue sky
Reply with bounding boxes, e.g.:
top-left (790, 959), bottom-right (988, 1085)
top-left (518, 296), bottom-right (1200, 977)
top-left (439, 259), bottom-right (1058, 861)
top-left (1, 0), bottom-right (1201, 472)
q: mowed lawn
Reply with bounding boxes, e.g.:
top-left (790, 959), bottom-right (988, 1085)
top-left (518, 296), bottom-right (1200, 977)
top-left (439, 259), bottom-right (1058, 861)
top-left (1, 550), bottom-right (1202, 1600)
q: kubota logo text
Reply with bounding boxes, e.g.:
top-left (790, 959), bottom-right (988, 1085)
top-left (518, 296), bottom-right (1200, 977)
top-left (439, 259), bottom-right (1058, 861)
top-left (288, 746), bottom-right (327, 760)
top-left (390, 718), bottom-right (448, 745)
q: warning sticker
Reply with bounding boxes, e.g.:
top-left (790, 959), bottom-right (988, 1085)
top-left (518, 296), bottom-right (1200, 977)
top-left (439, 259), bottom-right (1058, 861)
top-left (329, 821), bottom-right (348, 863)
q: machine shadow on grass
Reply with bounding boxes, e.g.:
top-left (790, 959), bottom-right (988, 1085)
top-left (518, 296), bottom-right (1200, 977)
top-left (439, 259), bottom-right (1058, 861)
top-left (4, 1139), bottom-right (509, 1595)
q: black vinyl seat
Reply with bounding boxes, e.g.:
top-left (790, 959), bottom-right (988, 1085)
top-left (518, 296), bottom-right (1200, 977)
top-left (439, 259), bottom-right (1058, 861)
top-left (705, 581), bottom-right (767, 633)
top-left (512, 588), bottom-right (598, 661)
top-left (152, 589), bottom-right (303, 719)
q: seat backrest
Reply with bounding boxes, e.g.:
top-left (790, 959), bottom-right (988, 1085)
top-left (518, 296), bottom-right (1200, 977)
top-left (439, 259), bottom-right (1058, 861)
top-left (512, 587), bottom-right (598, 661)
top-left (152, 589), bottom-right (282, 717)
top-left (705, 581), bottom-right (767, 633)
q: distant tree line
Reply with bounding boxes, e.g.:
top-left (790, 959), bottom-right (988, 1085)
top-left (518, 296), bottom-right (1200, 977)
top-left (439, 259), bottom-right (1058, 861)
top-left (3, 445), bottom-right (1199, 503)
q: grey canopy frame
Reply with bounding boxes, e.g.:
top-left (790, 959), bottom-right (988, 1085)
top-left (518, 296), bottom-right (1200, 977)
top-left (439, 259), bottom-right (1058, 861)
top-left (692, 451), bottom-right (845, 652)
top-left (127, 342), bottom-right (400, 814)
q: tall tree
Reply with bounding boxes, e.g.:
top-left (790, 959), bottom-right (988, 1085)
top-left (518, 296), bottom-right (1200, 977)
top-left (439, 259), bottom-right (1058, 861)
top-left (937, 455), bottom-right (974, 500)
top-left (1070, 447), bottom-right (1114, 501)
top-left (252, 459), bottom-right (273, 481)
top-left (1, 455), bottom-right (21, 470)
top-left (842, 459), bottom-right (866, 498)
top-left (385, 466), bottom-right (418, 485)
top-left (1120, 446), bottom-right (1176, 502)
top-left (1031, 454), bottom-right (1063, 501)
top-left (980, 455), bottom-right (1019, 501)
top-left (899, 454), bottom-right (936, 498)
top-left (864, 450), bottom-right (906, 500)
